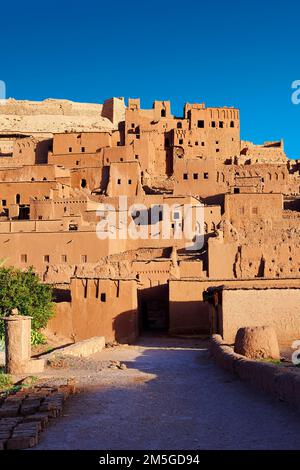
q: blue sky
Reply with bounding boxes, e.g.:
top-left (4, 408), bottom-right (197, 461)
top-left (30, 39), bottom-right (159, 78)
top-left (1, 0), bottom-right (300, 158)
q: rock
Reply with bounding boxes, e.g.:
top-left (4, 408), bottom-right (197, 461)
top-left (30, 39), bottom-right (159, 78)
top-left (234, 325), bottom-right (280, 360)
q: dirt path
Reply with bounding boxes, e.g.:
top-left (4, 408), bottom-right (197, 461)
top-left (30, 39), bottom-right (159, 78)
top-left (35, 336), bottom-right (300, 450)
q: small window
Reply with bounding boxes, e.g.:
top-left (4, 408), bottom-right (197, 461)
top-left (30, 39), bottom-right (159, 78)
top-left (195, 141), bottom-right (198, 146)
top-left (173, 212), bottom-right (180, 220)
top-left (193, 173), bottom-right (198, 180)
top-left (161, 109), bottom-right (166, 117)
top-left (117, 179), bottom-right (121, 185)
top-left (117, 141), bottom-right (121, 146)
top-left (81, 255), bottom-right (87, 263)
top-left (211, 121), bottom-right (216, 128)
top-left (136, 134), bottom-right (140, 139)
top-left (131, 123), bottom-right (135, 128)
top-left (128, 179), bottom-right (132, 184)
top-left (201, 142), bottom-right (205, 146)
top-left (216, 141), bottom-right (219, 144)
top-left (135, 155), bottom-right (139, 159)
top-left (230, 121), bottom-right (235, 128)
top-left (197, 120), bottom-right (204, 128)
top-left (61, 255), bottom-right (67, 263)
top-left (100, 293), bottom-right (106, 302)
top-left (20, 254), bottom-right (27, 263)
top-left (177, 122), bottom-right (182, 129)
top-left (219, 121), bottom-right (224, 128)
top-left (16, 194), bottom-right (20, 204)
top-left (81, 147), bottom-right (85, 152)
top-left (2, 200), bottom-right (6, 206)
top-left (81, 178), bottom-right (87, 188)
top-left (179, 139), bottom-right (183, 145)
top-left (76, 160), bottom-right (80, 165)
top-left (204, 172), bottom-right (209, 179)
top-left (120, 157), bottom-right (124, 162)
top-left (31, 177), bottom-right (35, 181)
top-left (44, 255), bottom-right (50, 263)
top-left (234, 188), bottom-right (240, 194)
top-left (183, 173), bottom-right (188, 180)
top-left (216, 149), bottom-right (220, 153)
top-left (69, 147), bottom-right (72, 152)
top-left (38, 215), bottom-right (43, 220)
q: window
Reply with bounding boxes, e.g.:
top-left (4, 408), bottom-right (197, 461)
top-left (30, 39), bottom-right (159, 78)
top-left (201, 142), bottom-right (205, 146)
top-left (81, 147), bottom-right (85, 152)
top-left (20, 254), bottom-right (27, 263)
top-left (173, 212), bottom-right (180, 220)
top-left (193, 173), bottom-right (198, 180)
top-left (128, 179), bottom-right (132, 184)
top-left (61, 255), bottom-right (67, 263)
top-left (31, 177), bottom-right (35, 181)
top-left (81, 255), bottom-right (87, 263)
top-left (117, 179), bottom-right (121, 185)
top-left (161, 109), bottom-right (166, 117)
top-left (136, 134), bottom-right (140, 139)
top-left (216, 149), bottom-right (220, 153)
top-left (38, 215), bottom-right (43, 220)
top-left (234, 188), bottom-right (240, 194)
top-left (16, 194), bottom-right (20, 204)
top-left (135, 155), bottom-right (139, 159)
top-left (179, 139), bottom-right (183, 145)
top-left (197, 120), bottom-right (204, 128)
top-left (131, 123), bottom-right (135, 128)
top-left (44, 255), bottom-right (50, 263)
top-left (2, 200), bottom-right (6, 206)
top-left (69, 147), bottom-right (72, 152)
top-left (195, 141), bottom-right (198, 146)
top-left (177, 122), bottom-right (182, 129)
top-left (100, 293), bottom-right (106, 302)
top-left (211, 121), bottom-right (216, 128)
top-left (204, 172), bottom-right (209, 179)
top-left (81, 178), bottom-right (87, 188)
top-left (76, 160), bottom-right (80, 165)
top-left (216, 141), bottom-right (219, 144)
top-left (230, 121), bottom-right (235, 128)
top-left (219, 121), bottom-right (224, 128)
top-left (165, 138), bottom-right (170, 148)
top-left (183, 173), bottom-right (188, 180)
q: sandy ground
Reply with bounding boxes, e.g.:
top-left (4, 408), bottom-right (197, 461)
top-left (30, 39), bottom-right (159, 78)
top-left (34, 336), bottom-right (300, 450)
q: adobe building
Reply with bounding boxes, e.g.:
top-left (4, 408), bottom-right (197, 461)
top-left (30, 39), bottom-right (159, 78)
top-left (0, 96), bottom-right (300, 345)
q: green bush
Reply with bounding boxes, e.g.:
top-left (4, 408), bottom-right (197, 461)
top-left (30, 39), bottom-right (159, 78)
top-left (0, 266), bottom-right (54, 343)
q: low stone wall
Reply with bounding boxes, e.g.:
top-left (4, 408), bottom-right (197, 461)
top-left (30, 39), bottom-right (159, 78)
top-left (211, 335), bottom-right (300, 411)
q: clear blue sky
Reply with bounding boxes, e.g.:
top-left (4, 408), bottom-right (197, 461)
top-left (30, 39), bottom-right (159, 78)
top-left (1, 0), bottom-right (300, 158)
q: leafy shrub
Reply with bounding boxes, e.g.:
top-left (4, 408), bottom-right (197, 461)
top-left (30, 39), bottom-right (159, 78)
top-left (0, 266), bottom-right (54, 342)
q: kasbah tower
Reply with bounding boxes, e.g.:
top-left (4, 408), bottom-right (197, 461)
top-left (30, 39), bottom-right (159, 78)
top-left (0, 95), bottom-right (299, 345)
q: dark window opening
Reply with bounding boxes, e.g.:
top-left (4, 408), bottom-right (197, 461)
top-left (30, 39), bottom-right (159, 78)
top-left (234, 188), bottom-right (240, 194)
top-left (81, 255), bottom-right (87, 263)
top-left (81, 147), bottom-right (85, 152)
top-left (128, 179), bottom-right (132, 184)
top-left (117, 179), bottom-right (121, 185)
top-left (211, 121), bottom-right (216, 128)
top-left (183, 173), bottom-right (188, 180)
top-left (230, 121), bottom-right (235, 128)
top-left (193, 173), bottom-right (198, 179)
top-left (179, 139), bottom-right (183, 145)
top-left (161, 109), bottom-right (166, 117)
top-left (195, 141), bottom-right (199, 146)
top-left (204, 172), bottom-right (209, 179)
top-left (219, 121), bottom-right (224, 128)
top-left (20, 254), bottom-right (27, 263)
top-left (61, 254), bottom-right (67, 263)
top-left (44, 255), bottom-right (50, 263)
top-left (16, 194), bottom-right (20, 204)
top-left (2, 200), bottom-right (6, 206)
top-left (177, 122), bottom-right (182, 128)
top-left (69, 147), bottom-right (72, 152)
top-left (197, 120), bottom-right (205, 128)
top-left (100, 293), bottom-right (106, 302)
top-left (81, 178), bottom-right (87, 188)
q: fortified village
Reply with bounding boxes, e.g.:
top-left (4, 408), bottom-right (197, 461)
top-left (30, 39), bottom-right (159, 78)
top-left (0, 96), bottom-right (299, 347)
